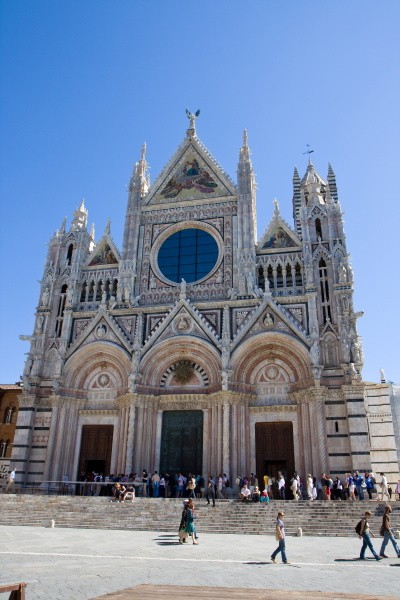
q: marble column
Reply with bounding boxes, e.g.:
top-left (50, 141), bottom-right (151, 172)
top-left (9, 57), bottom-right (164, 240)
top-left (42, 397), bottom-right (60, 482)
top-left (125, 401), bottom-right (136, 475)
top-left (300, 400), bottom-right (312, 476)
top-left (223, 402), bottom-right (231, 482)
top-left (50, 401), bottom-right (67, 480)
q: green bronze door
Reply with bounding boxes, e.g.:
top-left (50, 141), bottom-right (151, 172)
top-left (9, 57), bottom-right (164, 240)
top-left (160, 410), bottom-right (203, 476)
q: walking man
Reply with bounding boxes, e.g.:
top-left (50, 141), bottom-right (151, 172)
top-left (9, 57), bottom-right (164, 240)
top-left (379, 506), bottom-right (400, 558)
top-left (271, 511), bottom-right (289, 564)
top-left (358, 510), bottom-right (382, 561)
top-left (378, 473), bottom-right (390, 501)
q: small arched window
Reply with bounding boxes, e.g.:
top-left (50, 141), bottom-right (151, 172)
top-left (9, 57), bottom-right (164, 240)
top-left (257, 265), bottom-right (265, 290)
top-left (295, 263), bottom-right (303, 286)
top-left (80, 281), bottom-right (87, 302)
top-left (55, 284), bottom-right (68, 337)
top-left (335, 421), bottom-right (339, 433)
top-left (276, 264), bottom-right (283, 288)
top-left (286, 264), bottom-right (293, 287)
top-left (66, 244), bottom-right (74, 265)
top-left (315, 218), bottom-right (323, 240)
top-left (267, 265), bottom-right (274, 289)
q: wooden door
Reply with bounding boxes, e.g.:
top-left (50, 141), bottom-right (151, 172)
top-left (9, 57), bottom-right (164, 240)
top-left (78, 425), bottom-right (113, 477)
top-left (255, 422), bottom-right (295, 498)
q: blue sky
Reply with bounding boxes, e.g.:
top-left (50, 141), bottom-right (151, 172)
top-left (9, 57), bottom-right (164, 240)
top-left (0, 0), bottom-right (399, 383)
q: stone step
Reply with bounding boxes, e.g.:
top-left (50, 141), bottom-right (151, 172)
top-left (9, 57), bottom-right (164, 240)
top-left (0, 496), bottom-right (398, 537)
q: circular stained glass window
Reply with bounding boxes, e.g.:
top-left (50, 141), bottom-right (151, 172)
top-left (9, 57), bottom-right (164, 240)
top-left (157, 228), bottom-right (219, 284)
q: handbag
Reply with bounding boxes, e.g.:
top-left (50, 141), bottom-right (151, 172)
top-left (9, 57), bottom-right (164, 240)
top-left (275, 525), bottom-right (283, 541)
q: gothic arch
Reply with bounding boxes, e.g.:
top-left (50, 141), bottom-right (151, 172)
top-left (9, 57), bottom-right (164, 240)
top-left (140, 337), bottom-right (221, 389)
top-left (231, 332), bottom-right (311, 388)
top-left (63, 342), bottom-right (131, 392)
top-left (321, 332), bottom-right (339, 367)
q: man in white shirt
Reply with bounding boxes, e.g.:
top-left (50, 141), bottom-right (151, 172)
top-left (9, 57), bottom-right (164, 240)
top-left (240, 484), bottom-right (251, 502)
top-left (379, 473), bottom-right (390, 501)
top-left (5, 468), bottom-right (16, 493)
top-left (278, 472), bottom-right (286, 500)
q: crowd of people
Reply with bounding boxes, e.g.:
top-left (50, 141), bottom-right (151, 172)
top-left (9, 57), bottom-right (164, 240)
top-left (236, 471), bottom-right (400, 502)
top-left (76, 468), bottom-right (400, 504)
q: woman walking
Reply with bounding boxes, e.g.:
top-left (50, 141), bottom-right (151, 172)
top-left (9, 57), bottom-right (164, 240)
top-left (379, 506), bottom-right (400, 558)
top-left (185, 499), bottom-right (199, 544)
top-left (271, 511), bottom-right (289, 564)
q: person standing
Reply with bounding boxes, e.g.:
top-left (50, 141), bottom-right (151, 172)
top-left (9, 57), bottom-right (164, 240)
top-left (354, 472), bottom-right (364, 501)
top-left (379, 506), bottom-right (400, 558)
top-left (5, 468), bottom-right (16, 493)
top-left (271, 511), bottom-right (289, 564)
top-left (378, 473), bottom-right (390, 501)
top-left (358, 510), bottom-right (382, 561)
top-left (151, 471), bottom-right (160, 497)
top-left (185, 499), bottom-right (198, 544)
top-left (205, 475), bottom-right (216, 507)
top-left (306, 474), bottom-right (313, 500)
top-left (396, 479), bottom-right (400, 501)
top-left (277, 472), bottom-right (285, 500)
top-left (364, 473), bottom-right (374, 500)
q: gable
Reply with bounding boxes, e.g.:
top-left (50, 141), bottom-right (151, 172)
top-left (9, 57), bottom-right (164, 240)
top-left (258, 211), bottom-right (301, 252)
top-left (231, 296), bottom-right (309, 351)
top-left (261, 226), bottom-right (298, 249)
top-left (87, 239), bottom-right (119, 267)
top-left (144, 137), bottom-right (236, 206)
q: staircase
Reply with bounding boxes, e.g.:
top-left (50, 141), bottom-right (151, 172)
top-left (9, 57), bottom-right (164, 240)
top-left (0, 495), bottom-right (399, 537)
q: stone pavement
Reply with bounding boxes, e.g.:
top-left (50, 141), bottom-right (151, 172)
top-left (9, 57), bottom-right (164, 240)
top-left (0, 526), bottom-right (399, 600)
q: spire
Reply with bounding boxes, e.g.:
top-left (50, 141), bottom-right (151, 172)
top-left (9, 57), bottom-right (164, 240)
top-left (292, 167), bottom-right (302, 238)
top-left (71, 198), bottom-right (88, 231)
top-left (105, 219), bottom-right (111, 235)
top-left (273, 197), bottom-right (280, 216)
top-left (90, 223), bottom-right (95, 240)
top-left (59, 216), bottom-right (67, 234)
top-left (239, 129), bottom-right (250, 163)
top-left (327, 163), bottom-right (338, 202)
top-left (129, 143), bottom-right (149, 197)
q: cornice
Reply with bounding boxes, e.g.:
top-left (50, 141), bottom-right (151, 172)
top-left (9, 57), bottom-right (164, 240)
top-left (79, 409), bottom-right (119, 416)
top-left (250, 404), bottom-right (297, 413)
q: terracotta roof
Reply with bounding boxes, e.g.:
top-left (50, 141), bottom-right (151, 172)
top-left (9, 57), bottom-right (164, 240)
top-left (0, 384), bottom-right (22, 390)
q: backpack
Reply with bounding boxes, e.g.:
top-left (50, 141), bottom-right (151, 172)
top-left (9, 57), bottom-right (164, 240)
top-left (355, 520), bottom-right (363, 535)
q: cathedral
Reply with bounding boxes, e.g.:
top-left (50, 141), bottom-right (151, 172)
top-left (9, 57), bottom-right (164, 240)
top-left (13, 113), bottom-right (399, 487)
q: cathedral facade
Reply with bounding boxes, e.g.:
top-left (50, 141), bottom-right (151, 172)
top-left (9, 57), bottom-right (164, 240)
top-left (13, 115), bottom-right (399, 487)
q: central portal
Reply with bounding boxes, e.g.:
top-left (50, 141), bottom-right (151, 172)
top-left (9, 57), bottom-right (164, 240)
top-left (160, 410), bottom-right (203, 476)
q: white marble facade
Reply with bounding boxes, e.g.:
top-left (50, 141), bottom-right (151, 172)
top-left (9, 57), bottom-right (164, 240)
top-left (13, 115), bottom-right (399, 486)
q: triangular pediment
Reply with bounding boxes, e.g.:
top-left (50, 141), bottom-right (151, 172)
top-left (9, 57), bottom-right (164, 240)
top-left (144, 135), bottom-right (236, 206)
top-left (232, 294), bottom-right (309, 350)
top-left (142, 297), bottom-right (220, 356)
top-left (258, 209), bottom-right (301, 251)
top-left (86, 235), bottom-right (120, 267)
top-left (66, 308), bottom-right (132, 358)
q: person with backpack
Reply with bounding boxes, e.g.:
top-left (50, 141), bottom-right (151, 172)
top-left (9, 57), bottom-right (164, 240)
top-left (356, 510), bottom-right (382, 561)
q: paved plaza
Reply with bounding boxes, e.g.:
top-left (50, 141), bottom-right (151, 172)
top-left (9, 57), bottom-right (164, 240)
top-left (0, 526), bottom-right (399, 599)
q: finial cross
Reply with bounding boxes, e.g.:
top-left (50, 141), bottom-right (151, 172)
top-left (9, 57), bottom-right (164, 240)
top-left (303, 144), bottom-right (314, 163)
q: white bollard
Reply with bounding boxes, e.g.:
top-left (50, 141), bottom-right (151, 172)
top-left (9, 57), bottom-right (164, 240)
top-left (297, 527), bottom-right (303, 537)
top-left (395, 530), bottom-right (400, 540)
top-left (49, 519), bottom-right (55, 528)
